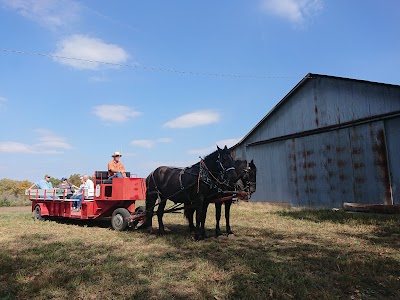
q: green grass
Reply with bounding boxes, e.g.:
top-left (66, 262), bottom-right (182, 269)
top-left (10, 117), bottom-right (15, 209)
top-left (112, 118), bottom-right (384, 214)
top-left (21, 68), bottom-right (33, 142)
top-left (0, 203), bottom-right (399, 300)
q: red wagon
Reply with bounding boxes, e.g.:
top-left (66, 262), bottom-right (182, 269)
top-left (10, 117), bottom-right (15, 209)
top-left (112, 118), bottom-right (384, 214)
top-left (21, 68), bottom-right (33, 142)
top-left (27, 171), bottom-right (147, 231)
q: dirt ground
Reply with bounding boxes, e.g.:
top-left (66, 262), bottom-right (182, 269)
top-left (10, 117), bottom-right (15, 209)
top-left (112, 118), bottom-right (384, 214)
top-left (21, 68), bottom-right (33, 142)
top-left (0, 206), bottom-right (31, 213)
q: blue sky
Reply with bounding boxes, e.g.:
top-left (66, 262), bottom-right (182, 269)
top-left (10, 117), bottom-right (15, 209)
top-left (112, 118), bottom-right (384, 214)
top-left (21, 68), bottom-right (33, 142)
top-left (0, 0), bottom-right (399, 181)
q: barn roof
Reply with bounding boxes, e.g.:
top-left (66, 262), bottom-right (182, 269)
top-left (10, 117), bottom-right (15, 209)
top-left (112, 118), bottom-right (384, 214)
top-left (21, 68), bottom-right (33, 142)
top-left (231, 73), bottom-right (400, 149)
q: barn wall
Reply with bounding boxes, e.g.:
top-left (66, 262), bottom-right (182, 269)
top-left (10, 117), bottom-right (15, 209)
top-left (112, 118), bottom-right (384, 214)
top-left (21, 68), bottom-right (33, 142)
top-left (246, 141), bottom-right (290, 203)
top-left (243, 76), bottom-right (400, 145)
top-left (384, 117), bottom-right (400, 205)
top-left (242, 120), bottom-right (392, 208)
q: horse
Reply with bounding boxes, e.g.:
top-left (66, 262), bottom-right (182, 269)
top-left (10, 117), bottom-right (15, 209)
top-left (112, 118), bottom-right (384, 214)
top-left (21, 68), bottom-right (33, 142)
top-left (184, 159), bottom-right (257, 236)
top-left (141, 145), bottom-right (238, 240)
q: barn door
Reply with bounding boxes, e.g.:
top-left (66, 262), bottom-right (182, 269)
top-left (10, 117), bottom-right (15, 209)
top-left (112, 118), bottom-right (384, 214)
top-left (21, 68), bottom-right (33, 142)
top-left (384, 117), bottom-right (400, 205)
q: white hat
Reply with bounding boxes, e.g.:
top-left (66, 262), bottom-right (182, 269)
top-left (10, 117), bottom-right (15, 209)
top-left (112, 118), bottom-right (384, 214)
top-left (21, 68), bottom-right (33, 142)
top-left (112, 151), bottom-right (122, 157)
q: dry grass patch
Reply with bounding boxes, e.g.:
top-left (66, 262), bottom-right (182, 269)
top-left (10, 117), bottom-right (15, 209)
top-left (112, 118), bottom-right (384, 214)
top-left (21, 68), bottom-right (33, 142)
top-left (0, 202), bottom-right (399, 300)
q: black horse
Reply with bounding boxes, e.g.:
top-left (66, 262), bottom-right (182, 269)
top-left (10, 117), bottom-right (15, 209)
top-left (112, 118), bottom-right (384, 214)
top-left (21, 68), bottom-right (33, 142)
top-left (141, 146), bottom-right (237, 240)
top-left (184, 159), bottom-right (257, 236)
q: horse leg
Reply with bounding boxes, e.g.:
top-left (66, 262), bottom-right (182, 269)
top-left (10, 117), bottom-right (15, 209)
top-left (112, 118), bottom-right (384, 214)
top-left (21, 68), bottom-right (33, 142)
top-left (142, 191), bottom-right (157, 231)
top-left (194, 196), bottom-right (204, 241)
top-left (201, 201), bottom-right (209, 238)
top-left (156, 199), bottom-right (167, 236)
top-left (215, 202), bottom-right (223, 236)
top-left (184, 203), bottom-right (196, 232)
top-left (225, 200), bottom-right (234, 235)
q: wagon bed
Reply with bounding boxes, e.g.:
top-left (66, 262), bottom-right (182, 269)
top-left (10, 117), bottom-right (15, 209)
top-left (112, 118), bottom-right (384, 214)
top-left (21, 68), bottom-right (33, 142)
top-left (27, 172), bottom-right (146, 230)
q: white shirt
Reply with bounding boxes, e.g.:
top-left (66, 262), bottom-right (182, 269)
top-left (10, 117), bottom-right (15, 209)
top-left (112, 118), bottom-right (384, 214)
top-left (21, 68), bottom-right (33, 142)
top-left (85, 179), bottom-right (94, 197)
top-left (85, 179), bottom-right (94, 192)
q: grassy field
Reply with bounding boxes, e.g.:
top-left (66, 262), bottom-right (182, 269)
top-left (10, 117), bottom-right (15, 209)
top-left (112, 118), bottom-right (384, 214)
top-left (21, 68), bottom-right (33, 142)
top-left (0, 202), bottom-right (399, 300)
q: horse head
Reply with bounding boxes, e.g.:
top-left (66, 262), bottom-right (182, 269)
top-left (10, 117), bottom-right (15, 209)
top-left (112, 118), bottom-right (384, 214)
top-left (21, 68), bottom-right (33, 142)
top-left (247, 159), bottom-right (257, 195)
top-left (215, 145), bottom-right (238, 185)
top-left (234, 159), bottom-right (257, 197)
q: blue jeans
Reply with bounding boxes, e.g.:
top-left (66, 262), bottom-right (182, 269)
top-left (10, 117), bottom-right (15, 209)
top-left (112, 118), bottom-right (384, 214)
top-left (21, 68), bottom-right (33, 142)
top-left (108, 172), bottom-right (124, 180)
top-left (70, 194), bottom-right (82, 209)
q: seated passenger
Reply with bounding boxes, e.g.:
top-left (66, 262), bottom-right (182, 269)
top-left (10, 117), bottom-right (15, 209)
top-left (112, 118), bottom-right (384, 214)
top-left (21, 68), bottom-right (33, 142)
top-left (108, 151), bottom-right (127, 179)
top-left (70, 177), bottom-right (85, 211)
top-left (28, 174), bottom-right (55, 199)
top-left (56, 177), bottom-right (74, 198)
top-left (82, 174), bottom-right (94, 198)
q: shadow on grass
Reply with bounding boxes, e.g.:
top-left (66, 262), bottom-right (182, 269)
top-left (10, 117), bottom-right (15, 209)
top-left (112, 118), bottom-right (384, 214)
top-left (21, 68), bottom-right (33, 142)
top-left (0, 231), bottom-right (217, 300)
top-left (46, 216), bottom-right (112, 229)
top-left (1, 211), bottom-right (400, 300)
top-left (160, 224), bottom-right (400, 300)
top-left (276, 209), bottom-right (400, 224)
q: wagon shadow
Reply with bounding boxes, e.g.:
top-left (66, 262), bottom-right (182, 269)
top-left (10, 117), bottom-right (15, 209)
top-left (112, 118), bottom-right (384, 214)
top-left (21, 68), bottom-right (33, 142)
top-left (0, 233), bottom-right (217, 300)
top-left (46, 216), bottom-right (112, 229)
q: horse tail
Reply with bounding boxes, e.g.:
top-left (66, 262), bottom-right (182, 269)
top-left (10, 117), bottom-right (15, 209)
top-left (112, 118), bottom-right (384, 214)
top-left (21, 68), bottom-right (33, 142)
top-left (183, 202), bottom-right (194, 220)
top-left (145, 170), bottom-right (160, 197)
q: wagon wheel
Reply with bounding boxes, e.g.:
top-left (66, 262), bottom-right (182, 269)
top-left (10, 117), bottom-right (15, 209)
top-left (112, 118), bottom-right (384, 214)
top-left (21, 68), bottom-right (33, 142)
top-left (33, 205), bottom-right (43, 221)
top-left (131, 206), bottom-right (146, 229)
top-left (111, 208), bottom-right (131, 231)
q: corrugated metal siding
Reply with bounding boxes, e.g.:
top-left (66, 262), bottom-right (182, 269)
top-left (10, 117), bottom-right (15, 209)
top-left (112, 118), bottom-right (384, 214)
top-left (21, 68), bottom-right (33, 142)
top-left (245, 121), bottom-right (392, 208)
top-left (231, 75), bottom-right (400, 208)
top-left (384, 117), bottom-right (400, 205)
top-left (231, 144), bottom-right (246, 160)
top-left (246, 141), bottom-right (290, 203)
top-left (242, 76), bottom-right (400, 145)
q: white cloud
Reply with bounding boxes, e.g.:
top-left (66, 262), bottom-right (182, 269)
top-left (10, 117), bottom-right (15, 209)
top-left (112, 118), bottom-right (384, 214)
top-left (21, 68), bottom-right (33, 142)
top-left (93, 105), bottom-right (141, 123)
top-left (0, 0), bottom-right (80, 29)
top-left (52, 35), bottom-right (129, 70)
top-left (261, 0), bottom-right (322, 24)
top-left (0, 129), bottom-right (72, 154)
top-left (131, 138), bottom-right (173, 149)
top-left (0, 141), bottom-right (35, 154)
top-left (33, 128), bottom-right (73, 149)
top-left (163, 110), bottom-right (220, 129)
top-left (131, 139), bottom-right (156, 149)
top-left (188, 138), bottom-right (241, 156)
top-left (157, 138), bottom-right (173, 143)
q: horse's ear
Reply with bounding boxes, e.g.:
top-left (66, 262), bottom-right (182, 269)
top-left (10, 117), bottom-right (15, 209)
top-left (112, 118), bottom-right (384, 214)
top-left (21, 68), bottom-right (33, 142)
top-left (217, 145), bottom-right (221, 151)
top-left (251, 159), bottom-right (254, 164)
top-left (224, 145), bottom-right (228, 150)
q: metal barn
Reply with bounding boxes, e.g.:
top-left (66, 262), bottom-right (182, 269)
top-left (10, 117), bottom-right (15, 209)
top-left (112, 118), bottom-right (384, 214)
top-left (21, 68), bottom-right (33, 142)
top-left (232, 74), bottom-right (400, 208)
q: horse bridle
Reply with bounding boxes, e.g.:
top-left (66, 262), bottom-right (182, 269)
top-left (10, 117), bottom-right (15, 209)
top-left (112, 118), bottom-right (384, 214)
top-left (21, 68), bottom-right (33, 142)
top-left (216, 152), bottom-right (236, 186)
top-left (240, 165), bottom-right (256, 197)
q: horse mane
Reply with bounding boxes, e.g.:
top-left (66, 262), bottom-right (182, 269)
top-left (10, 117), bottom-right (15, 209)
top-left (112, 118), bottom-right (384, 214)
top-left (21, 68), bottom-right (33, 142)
top-left (203, 149), bottom-right (218, 160)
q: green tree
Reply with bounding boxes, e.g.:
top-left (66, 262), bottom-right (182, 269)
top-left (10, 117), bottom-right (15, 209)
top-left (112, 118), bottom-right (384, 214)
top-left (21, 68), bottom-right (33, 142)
top-left (0, 178), bottom-right (33, 206)
top-left (68, 174), bottom-right (82, 187)
top-left (49, 177), bottom-right (61, 188)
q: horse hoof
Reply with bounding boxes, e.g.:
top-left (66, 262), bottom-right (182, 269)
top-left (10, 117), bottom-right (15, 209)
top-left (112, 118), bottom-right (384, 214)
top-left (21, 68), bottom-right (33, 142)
top-left (158, 230), bottom-right (166, 236)
top-left (215, 230), bottom-right (223, 237)
top-left (194, 234), bottom-right (204, 241)
top-left (227, 230), bottom-right (234, 235)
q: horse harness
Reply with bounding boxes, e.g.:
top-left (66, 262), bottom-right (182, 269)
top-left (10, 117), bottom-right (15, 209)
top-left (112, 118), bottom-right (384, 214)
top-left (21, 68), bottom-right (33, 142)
top-left (149, 157), bottom-right (236, 207)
